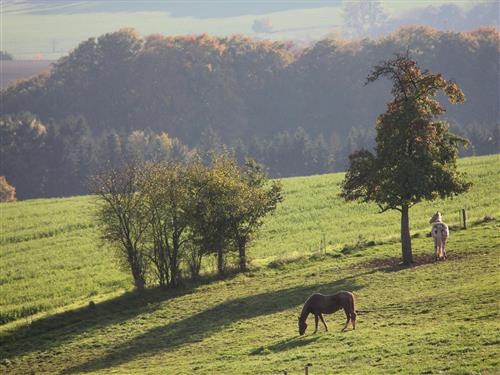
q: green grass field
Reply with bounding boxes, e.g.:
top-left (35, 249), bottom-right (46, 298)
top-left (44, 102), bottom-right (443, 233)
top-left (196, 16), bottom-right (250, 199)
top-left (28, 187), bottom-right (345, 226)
top-left (0, 154), bottom-right (499, 374)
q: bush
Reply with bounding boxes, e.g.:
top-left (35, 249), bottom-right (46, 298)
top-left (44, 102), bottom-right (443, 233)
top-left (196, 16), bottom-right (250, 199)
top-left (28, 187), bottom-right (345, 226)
top-left (0, 176), bottom-right (16, 202)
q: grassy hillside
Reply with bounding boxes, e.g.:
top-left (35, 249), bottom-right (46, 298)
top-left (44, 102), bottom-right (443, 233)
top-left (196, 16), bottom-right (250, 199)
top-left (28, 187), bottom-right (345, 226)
top-left (0, 154), bottom-right (499, 374)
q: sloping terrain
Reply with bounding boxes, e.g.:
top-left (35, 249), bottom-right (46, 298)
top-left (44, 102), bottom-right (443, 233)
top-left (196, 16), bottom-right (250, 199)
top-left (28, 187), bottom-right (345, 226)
top-left (0, 155), bottom-right (498, 374)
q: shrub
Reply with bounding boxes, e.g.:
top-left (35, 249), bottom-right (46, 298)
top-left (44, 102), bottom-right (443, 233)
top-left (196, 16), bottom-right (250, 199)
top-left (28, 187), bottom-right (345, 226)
top-left (0, 176), bottom-right (16, 202)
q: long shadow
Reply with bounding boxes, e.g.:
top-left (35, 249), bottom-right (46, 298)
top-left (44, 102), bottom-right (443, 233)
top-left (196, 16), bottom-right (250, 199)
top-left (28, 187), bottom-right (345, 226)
top-left (0, 276), bottom-right (230, 360)
top-left (62, 276), bottom-right (363, 374)
top-left (262, 336), bottom-right (321, 354)
top-left (358, 252), bottom-right (469, 274)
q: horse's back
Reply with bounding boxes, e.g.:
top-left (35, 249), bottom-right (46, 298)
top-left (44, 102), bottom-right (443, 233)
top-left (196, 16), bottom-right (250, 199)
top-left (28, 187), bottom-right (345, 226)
top-left (432, 222), bottom-right (449, 239)
top-left (308, 291), bottom-right (354, 314)
top-left (311, 291), bottom-right (353, 301)
top-left (334, 291), bottom-right (355, 305)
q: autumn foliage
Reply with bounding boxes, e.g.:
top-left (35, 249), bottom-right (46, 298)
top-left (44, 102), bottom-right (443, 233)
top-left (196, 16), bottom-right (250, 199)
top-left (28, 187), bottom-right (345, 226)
top-left (1, 27), bottom-right (498, 199)
top-left (341, 54), bottom-right (471, 264)
top-left (90, 155), bottom-right (282, 289)
top-left (0, 176), bottom-right (16, 202)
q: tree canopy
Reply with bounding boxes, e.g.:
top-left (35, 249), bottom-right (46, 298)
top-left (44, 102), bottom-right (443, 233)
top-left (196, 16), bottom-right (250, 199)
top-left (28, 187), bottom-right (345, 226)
top-left (3, 27), bottom-right (497, 141)
top-left (90, 155), bottom-right (283, 288)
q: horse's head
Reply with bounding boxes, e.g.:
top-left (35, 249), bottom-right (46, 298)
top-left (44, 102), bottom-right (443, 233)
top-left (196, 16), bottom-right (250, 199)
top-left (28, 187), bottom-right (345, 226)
top-left (430, 211), bottom-right (442, 224)
top-left (298, 317), bottom-right (307, 336)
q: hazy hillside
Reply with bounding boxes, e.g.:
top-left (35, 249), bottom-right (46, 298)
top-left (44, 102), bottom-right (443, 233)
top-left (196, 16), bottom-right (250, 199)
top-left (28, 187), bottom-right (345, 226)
top-left (1, 28), bottom-right (498, 199)
top-left (0, 155), bottom-right (498, 374)
top-left (4, 28), bottom-right (498, 139)
top-left (4, 1), bottom-right (498, 59)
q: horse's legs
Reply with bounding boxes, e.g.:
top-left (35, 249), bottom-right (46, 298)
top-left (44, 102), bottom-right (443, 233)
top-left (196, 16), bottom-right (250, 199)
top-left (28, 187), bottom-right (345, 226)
top-left (433, 236), bottom-right (439, 260)
top-left (319, 313), bottom-right (328, 332)
top-left (313, 314), bottom-right (319, 334)
top-left (440, 237), bottom-right (446, 260)
top-left (350, 311), bottom-right (357, 330)
top-left (341, 309), bottom-right (350, 332)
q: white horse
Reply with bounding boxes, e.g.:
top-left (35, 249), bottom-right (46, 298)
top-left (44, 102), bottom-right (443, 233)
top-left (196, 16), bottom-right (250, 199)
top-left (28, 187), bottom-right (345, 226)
top-left (429, 211), bottom-right (449, 260)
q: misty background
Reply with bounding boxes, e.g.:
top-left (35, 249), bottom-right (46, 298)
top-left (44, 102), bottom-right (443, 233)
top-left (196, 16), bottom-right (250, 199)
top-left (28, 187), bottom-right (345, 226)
top-left (2, 0), bottom-right (499, 60)
top-left (1, 0), bottom-right (499, 200)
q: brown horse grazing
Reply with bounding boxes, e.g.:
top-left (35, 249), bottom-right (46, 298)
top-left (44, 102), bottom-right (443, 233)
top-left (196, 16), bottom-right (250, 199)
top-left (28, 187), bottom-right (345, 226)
top-left (298, 291), bottom-right (356, 335)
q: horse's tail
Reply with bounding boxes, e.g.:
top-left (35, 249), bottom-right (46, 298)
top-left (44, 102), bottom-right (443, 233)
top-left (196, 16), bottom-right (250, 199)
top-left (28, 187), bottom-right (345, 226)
top-left (350, 292), bottom-right (357, 328)
top-left (432, 222), bottom-right (449, 237)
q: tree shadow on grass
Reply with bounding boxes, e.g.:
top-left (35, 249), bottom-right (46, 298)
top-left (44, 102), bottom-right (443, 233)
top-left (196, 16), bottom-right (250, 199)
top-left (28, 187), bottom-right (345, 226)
top-left (260, 335), bottom-right (321, 354)
top-left (61, 276), bottom-right (363, 374)
top-left (0, 273), bottom-right (239, 361)
top-left (359, 252), bottom-right (469, 273)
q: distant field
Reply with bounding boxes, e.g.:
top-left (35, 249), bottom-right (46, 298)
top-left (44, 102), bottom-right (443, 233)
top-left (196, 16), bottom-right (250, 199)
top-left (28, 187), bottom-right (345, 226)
top-left (0, 161), bottom-right (498, 373)
top-left (0, 60), bottom-right (54, 89)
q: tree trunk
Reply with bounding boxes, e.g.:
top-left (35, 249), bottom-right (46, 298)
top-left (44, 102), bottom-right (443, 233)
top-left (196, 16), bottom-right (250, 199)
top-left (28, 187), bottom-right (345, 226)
top-left (401, 204), bottom-right (413, 265)
top-left (127, 246), bottom-right (145, 291)
top-left (170, 235), bottom-right (180, 287)
top-left (131, 261), bottom-right (145, 291)
top-left (133, 275), bottom-right (145, 290)
top-left (238, 237), bottom-right (247, 272)
top-left (217, 247), bottom-right (224, 275)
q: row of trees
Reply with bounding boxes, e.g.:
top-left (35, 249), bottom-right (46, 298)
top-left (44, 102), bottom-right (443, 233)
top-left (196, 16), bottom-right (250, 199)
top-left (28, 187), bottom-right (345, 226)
top-left (1, 110), bottom-right (494, 199)
top-left (1, 27), bottom-right (497, 199)
top-left (342, 1), bottom-right (498, 38)
top-left (0, 112), bottom-right (374, 199)
top-left (0, 113), bottom-right (194, 199)
top-left (3, 27), bottom-right (498, 144)
top-left (90, 155), bottom-right (282, 289)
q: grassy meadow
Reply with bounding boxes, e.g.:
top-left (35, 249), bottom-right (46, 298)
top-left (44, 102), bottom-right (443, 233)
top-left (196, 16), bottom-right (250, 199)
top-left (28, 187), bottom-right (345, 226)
top-left (0, 154), bottom-right (499, 374)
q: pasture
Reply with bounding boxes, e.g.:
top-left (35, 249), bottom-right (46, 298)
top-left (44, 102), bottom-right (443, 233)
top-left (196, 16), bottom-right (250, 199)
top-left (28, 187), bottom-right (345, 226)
top-left (0, 154), bottom-right (499, 374)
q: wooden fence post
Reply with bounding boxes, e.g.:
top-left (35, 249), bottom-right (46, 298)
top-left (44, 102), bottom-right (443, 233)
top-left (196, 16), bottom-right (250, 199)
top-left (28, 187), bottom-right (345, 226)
top-left (462, 208), bottom-right (467, 229)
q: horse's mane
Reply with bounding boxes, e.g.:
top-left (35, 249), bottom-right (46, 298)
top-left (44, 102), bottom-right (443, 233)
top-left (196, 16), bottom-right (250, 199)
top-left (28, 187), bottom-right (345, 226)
top-left (300, 294), bottom-right (316, 320)
top-left (432, 221), bottom-right (446, 226)
top-left (430, 212), bottom-right (445, 224)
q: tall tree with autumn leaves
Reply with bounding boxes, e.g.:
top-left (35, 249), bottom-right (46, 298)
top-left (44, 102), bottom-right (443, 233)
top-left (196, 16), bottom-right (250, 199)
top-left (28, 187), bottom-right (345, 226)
top-left (341, 54), bottom-right (471, 265)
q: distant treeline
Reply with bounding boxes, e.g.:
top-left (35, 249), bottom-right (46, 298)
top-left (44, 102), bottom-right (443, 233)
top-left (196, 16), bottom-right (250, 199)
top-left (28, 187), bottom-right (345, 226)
top-left (0, 51), bottom-right (13, 60)
top-left (1, 27), bottom-right (498, 199)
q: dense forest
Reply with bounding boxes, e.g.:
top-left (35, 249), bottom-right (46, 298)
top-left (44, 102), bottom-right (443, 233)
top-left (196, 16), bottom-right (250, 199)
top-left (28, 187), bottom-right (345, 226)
top-left (1, 26), bottom-right (498, 199)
